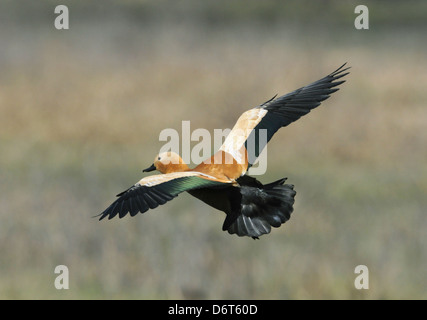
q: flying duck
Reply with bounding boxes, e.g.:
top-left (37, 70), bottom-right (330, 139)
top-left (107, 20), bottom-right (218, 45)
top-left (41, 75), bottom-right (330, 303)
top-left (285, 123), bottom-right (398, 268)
top-left (98, 64), bottom-right (349, 238)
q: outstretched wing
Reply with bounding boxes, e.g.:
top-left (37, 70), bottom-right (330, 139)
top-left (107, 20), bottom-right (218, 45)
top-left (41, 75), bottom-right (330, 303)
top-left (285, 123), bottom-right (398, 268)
top-left (98, 171), bottom-right (230, 220)
top-left (219, 63), bottom-right (350, 167)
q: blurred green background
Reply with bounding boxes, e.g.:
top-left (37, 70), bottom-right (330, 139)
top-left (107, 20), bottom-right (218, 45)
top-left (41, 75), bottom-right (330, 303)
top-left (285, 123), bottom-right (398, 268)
top-left (1, 0), bottom-right (426, 299)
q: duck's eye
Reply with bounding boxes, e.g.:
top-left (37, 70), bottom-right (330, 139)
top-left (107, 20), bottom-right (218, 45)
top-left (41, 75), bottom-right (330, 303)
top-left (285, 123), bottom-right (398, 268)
top-left (157, 157), bottom-right (161, 161)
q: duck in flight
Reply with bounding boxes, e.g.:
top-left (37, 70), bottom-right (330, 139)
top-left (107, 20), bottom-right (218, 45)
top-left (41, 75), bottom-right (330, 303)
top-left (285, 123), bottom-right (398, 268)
top-left (98, 64), bottom-right (350, 239)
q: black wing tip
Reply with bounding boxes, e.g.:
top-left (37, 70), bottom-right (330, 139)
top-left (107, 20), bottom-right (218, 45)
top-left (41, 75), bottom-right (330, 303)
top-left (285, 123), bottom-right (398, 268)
top-left (322, 64), bottom-right (350, 88)
top-left (96, 207), bottom-right (116, 221)
top-left (92, 212), bottom-right (104, 220)
top-left (95, 210), bottom-right (111, 221)
top-left (260, 94), bottom-right (278, 107)
top-left (320, 62), bottom-right (351, 87)
top-left (331, 62), bottom-right (351, 75)
top-left (330, 64), bottom-right (351, 81)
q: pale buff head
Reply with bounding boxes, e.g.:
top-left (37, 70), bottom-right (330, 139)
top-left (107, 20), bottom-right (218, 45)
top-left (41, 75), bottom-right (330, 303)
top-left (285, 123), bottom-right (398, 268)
top-left (143, 151), bottom-right (189, 174)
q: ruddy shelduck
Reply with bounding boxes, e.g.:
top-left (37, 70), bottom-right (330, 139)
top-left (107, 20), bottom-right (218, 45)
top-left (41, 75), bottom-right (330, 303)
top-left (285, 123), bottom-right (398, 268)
top-left (98, 64), bottom-right (350, 238)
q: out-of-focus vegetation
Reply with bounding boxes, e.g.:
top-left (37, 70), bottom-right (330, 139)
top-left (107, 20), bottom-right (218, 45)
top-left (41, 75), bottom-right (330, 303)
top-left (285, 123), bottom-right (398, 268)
top-left (0, 0), bottom-right (426, 299)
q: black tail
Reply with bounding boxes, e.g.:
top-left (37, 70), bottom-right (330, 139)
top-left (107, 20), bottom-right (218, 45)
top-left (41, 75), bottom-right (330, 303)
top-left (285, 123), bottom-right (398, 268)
top-left (223, 177), bottom-right (296, 239)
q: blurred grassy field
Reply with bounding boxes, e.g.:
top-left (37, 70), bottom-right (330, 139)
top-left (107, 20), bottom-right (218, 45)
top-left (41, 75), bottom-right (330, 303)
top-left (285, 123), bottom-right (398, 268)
top-left (1, 1), bottom-right (426, 299)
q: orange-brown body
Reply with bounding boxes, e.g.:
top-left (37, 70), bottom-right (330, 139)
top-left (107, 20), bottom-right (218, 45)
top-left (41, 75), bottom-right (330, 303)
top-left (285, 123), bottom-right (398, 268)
top-left (152, 150), bottom-right (248, 182)
top-left (194, 150), bottom-right (248, 181)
